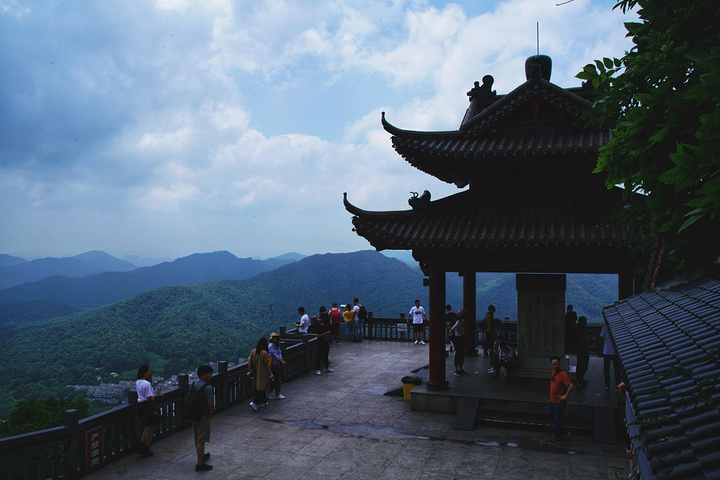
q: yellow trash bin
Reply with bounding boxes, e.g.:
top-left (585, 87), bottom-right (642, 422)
top-left (401, 376), bottom-right (422, 402)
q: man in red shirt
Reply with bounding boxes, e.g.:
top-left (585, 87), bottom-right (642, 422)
top-left (548, 355), bottom-right (573, 445)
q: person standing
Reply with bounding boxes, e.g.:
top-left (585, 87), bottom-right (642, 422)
top-left (343, 303), bottom-right (355, 341)
top-left (268, 332), bottom-right (286, 399)
top-left (329, 302), bottom-right (342, 344)
top-left (315, 306), bottom-right (334, 374)
top-left (449, 307), bottom-right (467, 376)
top-left (135, 365), bottom-right (162, 458)
top-left (249, 337), bottom-right (274, 411)
top-left (445, 305), bottom-right (457, 353)
top-left (297, 307), bottom-right (310, 334)
top-left (353, 298), bottom-right (365, 342)
top-left (408, 299), bottom-right (428, 345)
top-left (564, 305), bottom-right (578, 354)
top-left (482, 305), bottom-right (498, 356)
top-left (192, 364), bottom-right (214, 471)
top-left (575, 316), bottom-right (589, 388)
top-left (548, 356), bottom-right (573, 445)
top-left (600, 323), bottom-right (620, 391)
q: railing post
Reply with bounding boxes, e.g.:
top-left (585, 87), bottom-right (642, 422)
top-left (367, 311), bottom-right (374, 339)
top-left (218, 361), bottom-right (229, 410)
top-left (62, 409), bottom-right (80, 477)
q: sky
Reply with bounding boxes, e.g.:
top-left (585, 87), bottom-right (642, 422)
top-left (0, 0), bottom-right (635, 261)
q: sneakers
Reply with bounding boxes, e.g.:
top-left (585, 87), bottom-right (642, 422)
top-left (419, 341), bottom-right (425, 345)
top-left (249, 401), bottom-right (258, 411)
top-left (414, 340), bottom-right (419, 344)
top-left (275, 394), bottom-right (285, 399)
top-left (316, 370), bottom-right (322, 375)
top-left (195, 464), bottom-right (213, 471)
top-left (325, 368), bottom-right (334, 372)
top-left (454, 371), bottom-right (462, 376)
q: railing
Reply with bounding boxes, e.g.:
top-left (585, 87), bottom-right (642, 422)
top-left (0, 334), bottom-right (318, 480)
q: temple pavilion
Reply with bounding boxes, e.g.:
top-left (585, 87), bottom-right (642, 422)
top-left (344, 55), bottom-right (637, 390)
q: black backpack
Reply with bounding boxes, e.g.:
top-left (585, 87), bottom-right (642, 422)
top-left (185, 381), bottom-right (210, 421)
top-left (358, 305), bottom-right (367, 320)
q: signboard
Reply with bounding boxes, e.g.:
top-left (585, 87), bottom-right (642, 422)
top-left (396, 323), bottom-right (407, 332)
top-left (85, 426), bottom-right (103, 473)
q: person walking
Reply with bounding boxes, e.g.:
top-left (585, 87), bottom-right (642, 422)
top-left (315, 306), bottom-right (334, 374)
top-left (548, 356), bottom-right (573, 445)
top-left (135, 365), bottom-right (162, 458)
top-left (408, 299), bottom-right (428, 345)
top-left (268, 332), bottom-right (286, 399)
top-left (449, 307), bottom-right (467, 376)
top-left (249, 337), bottom-right (274, 411)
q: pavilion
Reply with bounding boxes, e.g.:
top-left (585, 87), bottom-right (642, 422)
top-left (345, 55), bottom-right (639, 390)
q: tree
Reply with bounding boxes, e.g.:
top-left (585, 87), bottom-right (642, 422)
top-left (578, 0), bottom-right (720, 284)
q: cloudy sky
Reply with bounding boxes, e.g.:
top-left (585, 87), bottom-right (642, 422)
top-left (0, 0), bottom-right (634, 261)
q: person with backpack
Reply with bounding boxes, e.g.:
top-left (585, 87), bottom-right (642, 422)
top-left (329, 302), bottom-right (342, 344)
top-left (248, 337), bottom-right (274, 411)
top-left (353, 298), bottom-right (367, 342)
top-left (189, 364), bottom-right (214, 471)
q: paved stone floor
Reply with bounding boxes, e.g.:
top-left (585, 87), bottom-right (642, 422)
top-left (88, 340), bottom-right (629, 479)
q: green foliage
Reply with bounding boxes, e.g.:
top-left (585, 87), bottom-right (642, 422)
top-left (577, 0), bottom-right (720, 279)
top-left (0, 397), bottom-right (88, 438)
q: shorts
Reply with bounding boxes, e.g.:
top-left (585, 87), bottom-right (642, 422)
top-left (192, 417), bottom-right (211, 444)
top-left (413, 324), bottom-right (424, 334)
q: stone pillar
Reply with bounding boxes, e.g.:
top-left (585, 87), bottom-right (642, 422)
top-left (515, 274), bottom-right (566, 378)
top-left (462, 271), bottom-right (478, 356)
top-left (427, 261), bottom-right (449, 391)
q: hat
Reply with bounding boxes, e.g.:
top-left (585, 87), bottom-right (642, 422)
top-left (269, 332), bottom-right (279, 339)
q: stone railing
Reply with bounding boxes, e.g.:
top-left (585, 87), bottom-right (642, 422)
top-left (0, 334), bottom-right (318, 480)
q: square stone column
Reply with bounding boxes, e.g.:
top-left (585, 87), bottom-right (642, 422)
top-left (514, 274), bottom-right (566, 378)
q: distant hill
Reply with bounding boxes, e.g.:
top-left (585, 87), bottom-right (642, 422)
top-left (0, 254), bottom-right (26, 268)
top-left (0, 251), bottom-right (298, 309)
top-left (0, 251), bottom-right (137, 290)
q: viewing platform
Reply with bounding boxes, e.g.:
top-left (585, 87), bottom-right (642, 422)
top-left (84, 340), bottom-right (627, 479)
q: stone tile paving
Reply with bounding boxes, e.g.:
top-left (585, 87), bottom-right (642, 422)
top-left (87, 340), bottom-right (628, 479)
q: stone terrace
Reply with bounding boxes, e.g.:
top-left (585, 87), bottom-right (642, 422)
top-left (88, 340), bottom-right (628, 479)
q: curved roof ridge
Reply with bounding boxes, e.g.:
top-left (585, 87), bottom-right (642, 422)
top-left (381, 112), bottom-right (464, 139)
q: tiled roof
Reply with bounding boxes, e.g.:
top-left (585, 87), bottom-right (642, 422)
top-left (603, 276), bottom-right (720, 480)
top-left (344, 188), bottom-right (628, 251)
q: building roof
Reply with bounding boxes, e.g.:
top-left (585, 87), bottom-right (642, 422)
top-left (345, 186), bottom-right (628, 254)
top-left (603, 276), bottom-right (720, 480)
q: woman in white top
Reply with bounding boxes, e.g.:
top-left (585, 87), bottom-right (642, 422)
top-left (136, 365), bottom-right (162, 457)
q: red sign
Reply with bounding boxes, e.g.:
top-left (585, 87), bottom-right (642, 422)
top-left (85, 426), bottom-right (104, 473)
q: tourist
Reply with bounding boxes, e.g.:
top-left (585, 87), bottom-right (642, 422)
top-left (268, 332), bottom-right (286, 399)
top-left (564, 305), bottom-right (577, 354)
top-left (192, 364), bottom-right (214, 471)
top-left (353, 298), bottom-right (365, 342)
top-left (135, 364), bottom-right (162, 458)
top-left (548, 356), bottom-right (573, 445)
top-left (482, 305), bottom-right (498, 356)
top-left (445, 305), bottom-right (457, 353)
top-left (600, 323), bottom-right (620, 391)
top-left (249, 337), bottom-right (274, 411)
top-left (343, 303), bottom-right (355, 341)
top-left (449, 307), bottom-right (467, 376)
top-left (297, 307), bottom-right (310, 334)
top-left (575, 316), bottom-right (589, 388)
top-left (491, 334), bottom-right (515, 378)
top-left (408, 299), bottom-right (428, 345)
top-left (329, 302), bottom-right (342, 344)
top-left (315, 306), bottom-right (334, 374)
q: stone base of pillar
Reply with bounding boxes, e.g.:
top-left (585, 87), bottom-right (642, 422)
top-left (426, 380), bottom-right (450, 391)
top-left (511, 355), bottom-right (569, 379)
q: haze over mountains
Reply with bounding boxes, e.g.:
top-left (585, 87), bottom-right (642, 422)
top-left (0, 249), bottom-right (616, 418)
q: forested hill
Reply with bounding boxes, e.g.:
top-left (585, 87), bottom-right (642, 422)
top-left (0, 251), bottom-right (296, 309)
top-left (0, 251), bottom-right (434, 416)
top-left (0, 251), bottom-right (137, 290)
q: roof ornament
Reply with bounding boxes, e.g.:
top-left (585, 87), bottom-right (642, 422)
top-left (461, 75), bottom-right (497, 127)
top-left (409, 190), bottom-right (431, 210)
